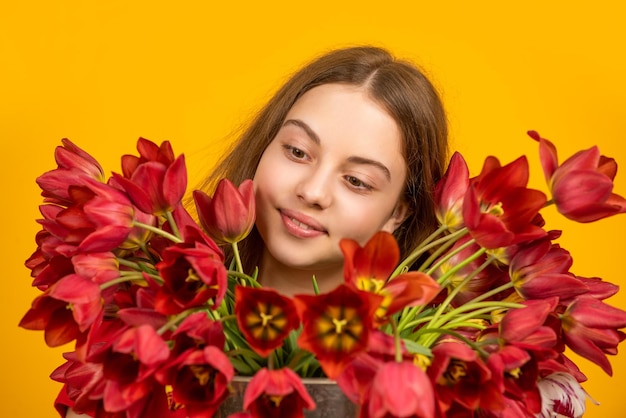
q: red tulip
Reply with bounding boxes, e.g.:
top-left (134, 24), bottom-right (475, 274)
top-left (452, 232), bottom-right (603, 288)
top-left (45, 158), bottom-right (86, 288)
top-left (560, 295), bottom-right (626, 375)
top-left (19, 274), bottom-right (103, 346)
top-left (463, 155), bottom-right (547, 249)
top-left (154, 228), bottom-right (227, 315)
top-left (365, 361), bottom-right (435, 418)
top-left (243, 368), bottom-right (315, 418)
top-left (121, 137), bottom-right (177, 178)
top-left (101, 325), bottom-right (170, 413)
top-left (169, 345), bottom-right (234, 418)
top-left (235, 286), bottom-right (300, 357)
top-left (428, 341), bottom-right (504, 414)
top-left (509, 237), bottom-right (588, 301)
top-left (193, 178), bottom-right (256, 244)
top-left (435, 151), bottom-right (470, 231)
top-left (37, 138), bottom-right (105, 206)
top-left (529, 130), bottom-right (626, 222)
top-left (114, 138), bottom-right (187, 216)
top-left (293, 284), bottom-right (382, 379)
top-left (340, 231), bottom-right (440, 320)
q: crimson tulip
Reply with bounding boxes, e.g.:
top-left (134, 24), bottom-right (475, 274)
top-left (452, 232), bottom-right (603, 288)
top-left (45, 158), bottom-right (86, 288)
top-left (154, 228), bottom-right (228, 315)
top-left (19, 274), bottom-right (103, 347)
top-left (463, 155), bottom-right (547, 249)
top-left (101, 325), bottom-right (170, 413)
top-left (428, 341), bottom-right (504, 414)
top-left (193, 178), bottom-right (256, 244)
top-left (169, 345), bottom-right (234, 418)
top-left (37, 138), bottom-right (105, 206)
top-left (293, 284), bottom-right (382, 379)
top-left (434, 151), bottom-right (470, 231)
top-left (340, 231), bottom-right (440, 320)
top-left (235, 286), bottom-right (299, 357)
top-left (114, 138), bottom-right (187, 216)
top-left (243, 367), bottom-right (315, 418)
top-left (530, 130), bottom-right (626, 222)
top-left (560, 295), bottom-right (626, 375)
top-left (121, 137), bottom-right (177, 178)
top-left (509, 237), bottom-right (588, 301)
top-left (365, 361), bottom-right (436, 418)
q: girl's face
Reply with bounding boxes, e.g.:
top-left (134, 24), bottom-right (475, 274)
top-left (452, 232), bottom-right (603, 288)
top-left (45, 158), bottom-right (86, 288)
top-left (253, 83), bottom-right (408, 279)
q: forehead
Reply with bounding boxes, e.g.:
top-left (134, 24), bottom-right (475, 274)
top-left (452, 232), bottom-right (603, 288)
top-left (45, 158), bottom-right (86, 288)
top-left (285, 83), bottom-right (405, 165)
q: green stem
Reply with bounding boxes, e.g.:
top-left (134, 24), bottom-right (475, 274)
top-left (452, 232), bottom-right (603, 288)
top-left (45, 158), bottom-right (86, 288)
top-left (133, 220), bottom-right (183, 243)
top-left (228, 271), bottom-right (261, 287)
top-left (390, 318), bottom-right (403, 363)
top-left (117, 258), bottom-right (142, 270)
top-left (231, 242), bottom-right (244, 274)
top-left (427, 238), bottom-right (481, 278)
top-left (99, 274), bottom-right (157, 290)
top-left (391, 225), bottom-right (463, 277)
top-left (164, 211), bottom-right (181, 239)
top-left (426, 250), bottom-right (492, 326)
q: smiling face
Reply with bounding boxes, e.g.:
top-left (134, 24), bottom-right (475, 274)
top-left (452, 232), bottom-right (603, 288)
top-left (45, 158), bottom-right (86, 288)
top-left (253, 83), bottom-right (408, 293)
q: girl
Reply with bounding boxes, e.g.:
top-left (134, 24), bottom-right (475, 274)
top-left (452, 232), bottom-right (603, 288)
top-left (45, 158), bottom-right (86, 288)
top-left (199, 45), bottom-right (448, 296)
top-left (64, 45), bottom-right (448, 417)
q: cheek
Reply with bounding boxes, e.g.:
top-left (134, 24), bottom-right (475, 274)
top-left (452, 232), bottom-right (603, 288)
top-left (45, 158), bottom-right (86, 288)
top-left (332, 198), bottom-right (397, 243)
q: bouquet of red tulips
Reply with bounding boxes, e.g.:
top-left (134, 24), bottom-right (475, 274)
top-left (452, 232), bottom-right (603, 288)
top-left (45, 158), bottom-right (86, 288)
top-left (21, 132), bottom-right (626, 418)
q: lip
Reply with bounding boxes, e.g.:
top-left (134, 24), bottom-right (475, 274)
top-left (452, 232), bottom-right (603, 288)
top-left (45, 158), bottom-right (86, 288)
top-left (279, 209), bottom-right (327, 238)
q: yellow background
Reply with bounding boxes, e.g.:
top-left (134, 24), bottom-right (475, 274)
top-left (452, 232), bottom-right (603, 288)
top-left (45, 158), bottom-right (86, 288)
top-left (2, 1), bottom-right (625, 416)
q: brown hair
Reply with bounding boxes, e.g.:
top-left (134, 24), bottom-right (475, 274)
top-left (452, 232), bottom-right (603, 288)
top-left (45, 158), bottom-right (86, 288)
top-left (197, 46), bottom-right (448, 270)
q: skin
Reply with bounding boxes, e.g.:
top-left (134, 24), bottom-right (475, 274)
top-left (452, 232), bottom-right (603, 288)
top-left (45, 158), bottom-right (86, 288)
top-left (253, 83), bottom-right (409, 296)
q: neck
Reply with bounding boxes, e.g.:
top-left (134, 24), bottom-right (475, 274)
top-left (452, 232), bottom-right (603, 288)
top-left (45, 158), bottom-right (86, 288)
top-left (257, 254), bottom-right (344, 298)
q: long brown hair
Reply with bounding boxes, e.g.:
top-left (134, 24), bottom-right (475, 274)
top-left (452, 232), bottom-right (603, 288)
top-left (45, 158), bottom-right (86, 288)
top-left (196, 46), bottom-right (449, 270)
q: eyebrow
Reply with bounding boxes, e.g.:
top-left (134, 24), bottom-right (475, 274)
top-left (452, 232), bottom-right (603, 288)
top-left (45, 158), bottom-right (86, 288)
top-left (283, 118), bottom-right (392, 182)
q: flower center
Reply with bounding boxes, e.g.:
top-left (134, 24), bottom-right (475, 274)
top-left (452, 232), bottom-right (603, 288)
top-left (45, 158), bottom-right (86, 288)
top-left (440, 359), bottom-right (467, 385)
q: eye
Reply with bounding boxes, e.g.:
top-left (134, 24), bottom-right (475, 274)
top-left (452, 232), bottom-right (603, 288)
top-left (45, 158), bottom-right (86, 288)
top-left (345, 175), bottom-right (373, 191)
top-left (283, 144), bottom-right (309, 160)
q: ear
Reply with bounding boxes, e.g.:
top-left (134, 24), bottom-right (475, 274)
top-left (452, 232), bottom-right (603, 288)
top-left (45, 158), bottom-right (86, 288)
top-left (381, 201), bottom-right (411, 233)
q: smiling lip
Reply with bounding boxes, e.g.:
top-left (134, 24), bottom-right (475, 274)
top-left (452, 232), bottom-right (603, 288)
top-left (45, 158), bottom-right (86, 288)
top-left (280, 209), bottom-right (327, 238)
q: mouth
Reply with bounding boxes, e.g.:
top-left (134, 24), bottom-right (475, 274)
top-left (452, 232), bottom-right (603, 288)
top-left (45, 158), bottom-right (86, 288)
top-left (280, 209), bottom-right (327, 238)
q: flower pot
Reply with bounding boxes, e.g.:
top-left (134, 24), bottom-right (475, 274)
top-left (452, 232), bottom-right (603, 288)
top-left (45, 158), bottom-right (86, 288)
top-left (216, 376), bottom-right (358, 417)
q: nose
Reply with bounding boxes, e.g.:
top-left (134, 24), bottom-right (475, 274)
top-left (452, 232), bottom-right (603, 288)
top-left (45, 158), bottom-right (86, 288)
top-left (295, 167), bottom-right (333, 209)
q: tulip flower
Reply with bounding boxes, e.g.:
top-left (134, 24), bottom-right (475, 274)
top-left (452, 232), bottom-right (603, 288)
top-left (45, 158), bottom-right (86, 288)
top-left (100, 325), bottom-right (170, 413)
top-left (154, 229), bottom-right (228, 315)
top-left (168, 345), bottom-right (234, 418)
top-left (365, 361), bottom-right (436, 418)
top-left (19, 274), bottom-right (103, 347)
top-left (427, 341), bottom-right (504, 414)
top-left (121, 137), bottom-right (177, 178)
top-left (340, 231), bottom-right (440, 320)
top-left (537, 372), bottom-right (588, 418)
top-left (509, 237), bottom-right (588, 301)
top-left (529, 130), bottom-right (626, 222)
top-left (243, 367), bottom-right (315, 418)
top-left (463, 155), bottom-right (547, 249)
top-left (293, 284), bottom-right (382, 379)
top-left (235, 286), bottom-right (300, 357)
top-left (37, 138), bottom-right (105, 206)
top-left (434, 151), bottom-right (470, 231)
top-left (193, 178), bottom-right (256, 244)
top-left (560, 295), bottom-right (626, 375)
top-left (114, 155), bottom-right (187, 216)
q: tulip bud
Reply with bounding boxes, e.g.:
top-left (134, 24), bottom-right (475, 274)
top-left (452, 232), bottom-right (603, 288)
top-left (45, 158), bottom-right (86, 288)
top-left (194, 179), bottom-right (255, 244)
